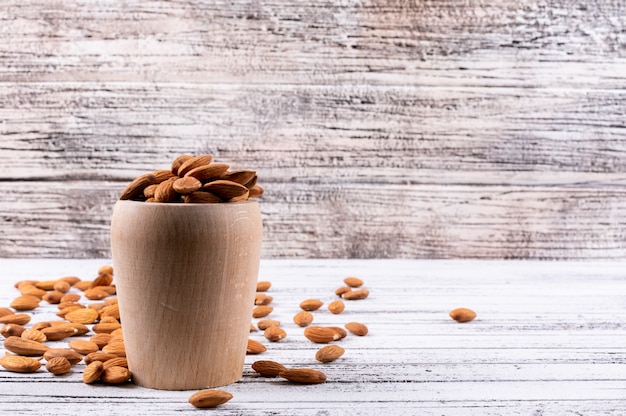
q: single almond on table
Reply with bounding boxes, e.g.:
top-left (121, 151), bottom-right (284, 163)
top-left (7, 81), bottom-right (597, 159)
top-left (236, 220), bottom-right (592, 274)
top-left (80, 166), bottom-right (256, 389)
top-left (252, 305), bottom-right (273, 318)
top-left (449, 307), bottom-right (477, 323)
top-left (42, 291), bottom-right (64, 304)
top-left (57, 275), bottom-right (81, 286)
top-left (264, 326), bottom-right (286, 342)
top-left (46, 356), bottom-right (72, 375)
top-left (0, 313), bottom-right (31, 325)
top-left (256, 281), bottom-right (271, 292)
top-left (92, 321), bottom-right (122, 334)
top-left (343, 277), bottom-right (364, 288)
top-left (303, 326), bottom-right (342, 343)
top-left (188, 390), bottom-right (233, 408)
top-left (328, 300), bottom-right (345, 314)
top-left (293, 311), bottom-right (314, 327)
top-left (251, 360), bottom-right (287, 377)
top-left (316, 345), bottom-right (345, 363)
top-left (1, 323), bottom-right (26, 338)
top-left (257, 319), bottom-right (280, 330)
top-left (101, 366), bottom-right (132, 384)
top-left (246, 338), bottom-right (267, 354)
top-left (345, 322), bottom-right (369, 336)
top-left (299, 299), bottom-right (323, 311)
top-left (0, 354), bottom-right (41, 373)
top-left (4, 336), bottom-right (50, 356)
top-left (35, 280), bottom-right (58, 291)
top-left (83, 360), bottom-right (105, 384)
top-left (18, 285), bottom-right (46, 299)
top-left (60, 293), bottom-right (81, 303)
top-left (83, 288), bottom-right (109, 301)
top-left (10, 295), bottom-right (40, 311)
top-left (53, 280), bottom-right (71, 293)
top-left (279, 368), bottom-right (327, 384)
top-left (342, 289), bottom-right (369, 300)
top-left (41, 325), bottom-right (77, 341)
top-left (68, 339), bottom-right (100, 355)
top-left (254, 293), bottom-right (273, 305)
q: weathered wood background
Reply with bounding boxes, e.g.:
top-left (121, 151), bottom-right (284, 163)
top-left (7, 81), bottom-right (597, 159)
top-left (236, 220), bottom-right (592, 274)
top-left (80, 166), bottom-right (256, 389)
top-left (1, 1), bottom-right (625, 259)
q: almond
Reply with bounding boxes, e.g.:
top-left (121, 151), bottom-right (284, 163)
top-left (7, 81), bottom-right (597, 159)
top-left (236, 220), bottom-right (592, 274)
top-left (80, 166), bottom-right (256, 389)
top-left (173, 176), bottom-right (202, 194)
top-left (303, 326), bottom-right (342, 344)
top-left (10, 295), bottom-right (40, 311)
top-left (257, 319), bottom-right (280, 330)
top-left (342, 289), bottom-right (369, 300)
top-left (4, 336), bottom-right (50, 356)
top-left (171, 154), bottom-right (193, 176)
top-left (89, 333), bottom-right (112, 349)
top-left (248, 185), bottom-right (264, 198)
top-left (0, 307), bottom-right (14, 318)
top-left (252, 305), bottom-right (273, 318)
top-left (102, 357), bottom-right (128, 370)
top-left (68, 339), bottom-right (100, 355)
top-left (345, 322), bottom-right (368, 336)
top-left (201, 180), bottom-right (249, 200)
top-left (92, 321), bottom-right (122, 334)
top-left (0, 354), bottom-right (41, 373)
top-left (65, 308), bottom-right (100, 325)
top-left (119, 173), bottom-right (156, 200)
top-left (251, 360), bottom-right (287, 377)
top-left (293, 311), bottom-right (314, 327)
top-left (82, 360), bottom-right (104, 384)
top-left (329, 326), bottom-right (348, 339)
top-left (21, 329), bottom-right (47, 343)
top-left (46, 356), bottom-right (72, 375)
top-left (449, 307), bottom-right (477, 323)
top-left (151, 169), bottom-right (177, 184)
top-left (220, 169), bottom-right (256, 185)
top-left (177, 154), bottom-right (214, 176)
top-left (84, 288), bottom-right (109, 301)
top-left (41, 325), bottom-right (77, 341)
top-left (34, 280), bottom-right (58, 291)
top-left (90, 273), bottom-right (113, 288)
top-left (246, 338), bottom-right (267, 354)
top-left (299, 299), bottom-right (323, 311)
top-left (315, 345), bottom-right (345, 363)
top-left (31, 322), bottom-right (51, 331)
top-left (0, 313), bottom-right (31, 325)
top-left (100, 303), bottom-right (120, 320)
top-left (328, 300), bottom-right (345, 314)
top-left (183, 191), bottom-right (222, 203)
top-left (98, 265), bottom-right (114, 276)
top-left (279, 368), bottom-right (327, 384)
top-left (44, 348), bottom-right (83, 365)
top-left (53, 280), bottom-right (71, 293)
top-left (102, 340), bottom-right (126, 357)
top-left (254, 293), bottom-right (273, 305)
top-left (84, 352), bottom-right (118, 365)
top-left (335, 286), bottom-right (352, 297)
top-left (42, 291), bottom-right (64, 304)
top-left (101, 366), bottom-right (132, 384)
top-left (343, 277), bottom-right (364, 288)
top-left (154, 176), bottom-right (179, 202)
top-left (17, 285), bottom-right (46, 299)
top-left (68, 322), bottom-right (90, 336)
top-left (73, 280), bottom-right (92, 291)
top-left (264, 326), bottom-right (286, 342)
top-left (1, 323), bottom-right (26, 338)
top-left (256, 281), bottom-right (271, 292)
top-left (188, 389), bottom-right (233, 408)
top-left (57, 276), bottom-right (81, 286)
top-left (185, 163), bottom-right (230, 183)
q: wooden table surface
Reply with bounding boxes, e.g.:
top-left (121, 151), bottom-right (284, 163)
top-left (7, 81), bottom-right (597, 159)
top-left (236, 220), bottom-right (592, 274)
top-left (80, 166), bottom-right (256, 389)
top-left (0, 259), bottom-right (625, 415)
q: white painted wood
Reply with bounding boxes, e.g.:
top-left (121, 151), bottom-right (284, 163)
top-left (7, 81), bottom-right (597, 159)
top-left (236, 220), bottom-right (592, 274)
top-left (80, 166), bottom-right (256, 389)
top-left (0, 259), bottom-right (625, 415)
top-left (1, 1), bottom-right (626, 259)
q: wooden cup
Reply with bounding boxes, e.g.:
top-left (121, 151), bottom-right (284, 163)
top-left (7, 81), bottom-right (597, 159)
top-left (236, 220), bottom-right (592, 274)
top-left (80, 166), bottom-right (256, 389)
top-left (110, 200), bottom-right (262, 390)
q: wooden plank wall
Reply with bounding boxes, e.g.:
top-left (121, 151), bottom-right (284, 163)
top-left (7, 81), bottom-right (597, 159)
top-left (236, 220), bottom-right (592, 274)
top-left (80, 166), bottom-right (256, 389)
top-left (1, 1), bottom-right (625, 259)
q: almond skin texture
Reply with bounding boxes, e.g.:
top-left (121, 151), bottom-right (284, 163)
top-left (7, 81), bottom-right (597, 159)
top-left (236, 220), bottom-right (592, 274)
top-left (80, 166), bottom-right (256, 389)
top-left (46, 356), bottom-right (72, 375)
top-left (256, 281), bottom-right (271, 292)
top-left (10, 295), bottom-right (40, 311)
top-left (188, 390), bottom-right (233, 408)
top-left (4, 336), bottom-right (50, 356)
top-left (316, 345), bottom-right (346, 363)
top-left (101, 366), bottom-right (132, 384)
top-left (449, 308), bottom-right (477, 323)
top-left (103, 357), bottom-right (129, 370)
top-left (328, 300), bottom-right (345, 314)
top-left (44, 349), bottom-right (83, 365)
top-left (264, 326), bottom-right (287, 342)
top-left (343, 277), bottom-right (364, 287)
top-left (293, 311), bottom-right (314, 327)
top-left (119, 173), bottom-right (156, 200)
top-left (252, 305), bottom-right (273, 318)
top-left (254, 293), bottom-right (273, 305)
top-left (0, 313), bottom-right (31, 325)
top-left (83, 360), bottom-right (105, 384)
top-left (257, 319), bottom-right (280, 330)
top-left (345, 322), bottom-right (369, 336)
top-left (68, 339), bottom-right (100, 355)
top-left (41, 325), bottom-right (77, 341)
top-left (65, 308), bottom-right (100, 325)
top-left (246, 338), bottom-right (267, 354)
top-left (21, 328), bottom-right (47, 343)
top-left (173, 176), bottom-right (202, 194)
top-left (1, 323), bottom-right (26, 338)
top-left (183, 191), bottom-right (222, 203)
top-left (177, 154), bottom-right (213, 177)
top-left (280, 368), bottom-right (327, 384)
top-left (299, 299), bottom-right (324, 311)
top-left (251, 360), bottom-right (287, 377)
top-left (0, 354), bottom-right (42, 373)
top-left (201, 180), bottom-right (249, 200)
top-left (342, 289), bottom-right (370, 300)
top-left (303, 326), bottom-right (342, 344)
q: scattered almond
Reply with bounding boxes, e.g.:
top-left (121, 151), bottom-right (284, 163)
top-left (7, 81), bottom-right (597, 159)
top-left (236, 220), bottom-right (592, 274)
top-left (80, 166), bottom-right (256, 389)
top-left (257, 319), bottom-right (280, 330)
top-left (299, 299), bottom-right (323, 311)
top-left (303, 326), bottom-right (342, 344)
top-left (21, 329), bottom-right (47, 343)
top-left (101, 366), bottom-right (132, 384)
top-left (343, 277), bottom-right (364, 288)
top-left (46, 356), bottom-right (72, 375)
top-left (315, 345), bottom-right (345, 363)
top-left (279, 368), bottom-right (327, 384)
top-left (10, 295), bottom-right (40, 311)
top-left (328, 300), bottom-right (345, 314)
top-left (0, 323), bottom-right (26, 338)
top-left (345, 322), bottom-right (368, 336)
top-left (342, 289), bottom-right (369, 300)
top-left (0, 313), bottom-right (31, 325)
top-left (449, 307), bottom-right (477, 323)
top-left (251, 360), bottom-right (287, 377)
top-left (256, 281), bottom-right (271, 292)
top-left (0, 354), bottom-right (41, 373)
top-left (65, 308), bottom-right (100, 325)
top-left (246, 338), bottom-right (267, 354)
top-left (254, 293), bottom-right (273, 305)
top-left (82, 360), bottom-right (105, 384)
top-left (252, 305), bottom-right (273, 318)
top-left (264, 326), bottom-right (286, 342)
top-left (188, 389), bottom-right (233, 408)
top-left (44, 348), bottom-right (83, 365)
top-left (68, 339), bottom-right (100, 355)
top-left (293, 311), bottom-right (314, 327)
top-left (4, 336), bottom-right (50, 356)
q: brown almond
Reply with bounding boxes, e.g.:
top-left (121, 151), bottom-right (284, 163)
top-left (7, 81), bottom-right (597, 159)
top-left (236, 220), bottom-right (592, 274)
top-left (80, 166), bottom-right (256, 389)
top-left (171, 154), bottom-right (193, 175)
top-left (246, 338), bottom-right (267, 354)
top-left (303, 326), bottom-right (342, 344)
top-left (98, 265), bottom-right (114, 276)
top-left (335, 286), bottom-right (352, 297)
top-left (44, 348), bottom-right (83, 365)
top-left (83, 360), bottom-right (104, 384)
top-left (244, 174), bottom-right (258, 189)
top-left (293, 311), bottom-right (314, 327)
top-left (264, 326), bottom-right (286, 342)
top-left (42, 291), bottom-right (64, 304)
top-left (101, 366), bottom-right (132, 384)
top-left (41, 325), bottom-right (77, 341)
top-left (343, 277), bottom-right (364, 287)
top-left (10, 295), bottom-right (40, 311)
top-left (328, 300), bottom-right (345, 314)
top-left (254, 293), bottom-right (273, 305)
top-left (188, 389), bottom-right (233, 408)
top-left (201, 180), bottom-right (249, 200)
top-left (183, 191), bottom-right (222, 203)
top-left (256, 281), bottom-right (271, 292)
top-left (151, 169), bottom-right (176, 184)
top-left (68, 322), bottom-right (90, 336)
top-left (100, 303), bottom-right (120, 320)
top-left (220, 169), bottom-right (256, 185)
top-left (68, 339), bottom-right (100, 355)
top-left (153, 177), bottom-right (179, 202)
top-left (46, 356), bottom-right (72, 375)
top-left (173, 176), bottom-right (202, 194)
top-left (84, 352), bottom-right (118, 365)
top-left (102, 357), bottom-right (128, 370)
top-left (90, 273), bottom-right (113, 288)
top-left (315, 345), bottom-right (345, 363)
top-left (31, 322), bottom-right (51, 331)
top-left (248, 185), bottom-right (264, 198)
top-left (342, 289), bottom-right (369, 300)
top-left (252, 305), bottom-right (273, 318)
top-left (60, 294), bottom-right (81, 304)
top-left (34, 280), bottom-right (58, 291)
top-left (102, 341), bottom-right (126, 357)
top-left (53, 280), bottom-right (71, 293)
top-left (257, 319), bottom-right (280, 330)
top-left (251, 360), bottom-right (287, 377)
top-left (1, 323), bottom-right (26, 338)
top-left (185, 163), bottom-right (230, 183)
top-left (119, 173), bottom-right (156, 200)
top-left (0, 307), bottom-right (14, 318)
top-left (279, 368), bottom-right (327, 384)
top-left (345, 322), bottom-right (369, 336)
top-left (57, 276), bottom-right (81, 286)
top-left (65, 308), bottom-right (100, 325)
top-left (93, 322), bottom-right (122, 334)
top-left (449, 307), bottom-right (477, 323)
top-left (21, 329), bottom-right (47, 343)
top-left (0, 313), bottom-right (31, 325)
top-left (329, 326), bottom-right (348, 339)
top-left (0, 354), bottom-right (41, 373)
top-left (90, 333), bottom-right (113, 349)
top-left (83, 288), bottom-right (109, 301)
top-left (4, 336), bottom-right (50, 356)
top-left (177, 154), bottom-right (214, 176)
top-left (18, 285), bottom-right (47, 299)
top-left (299, 299), bottom-right (323, 311)
top-left (73, 280), bottom-right (92, 291)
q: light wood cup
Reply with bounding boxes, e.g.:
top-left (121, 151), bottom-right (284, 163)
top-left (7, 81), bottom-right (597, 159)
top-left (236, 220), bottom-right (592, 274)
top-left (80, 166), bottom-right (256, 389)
top-left (110, 200), bottom-right (262, 390)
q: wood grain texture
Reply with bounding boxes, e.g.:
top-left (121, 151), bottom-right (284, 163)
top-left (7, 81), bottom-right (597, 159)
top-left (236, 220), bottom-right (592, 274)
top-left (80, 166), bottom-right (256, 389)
top-left (1, 1), bottom-right (625, 258)
top-left (0, 259), bottom-right (625, 415)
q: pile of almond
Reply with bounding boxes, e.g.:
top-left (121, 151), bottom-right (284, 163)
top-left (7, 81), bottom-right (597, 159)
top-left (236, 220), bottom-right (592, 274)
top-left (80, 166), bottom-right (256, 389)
top-left (119, 154), bottom-right (263, 203)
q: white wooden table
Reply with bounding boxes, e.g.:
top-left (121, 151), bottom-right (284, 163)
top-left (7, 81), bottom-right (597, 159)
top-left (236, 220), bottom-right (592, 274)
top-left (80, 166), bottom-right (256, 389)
top-left (0, 259), bottom-right (625, 415)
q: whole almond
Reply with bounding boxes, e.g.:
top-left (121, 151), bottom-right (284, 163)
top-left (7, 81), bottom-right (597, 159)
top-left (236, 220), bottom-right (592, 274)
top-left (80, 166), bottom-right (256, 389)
top-left (345, 322), bottom-right (369, 336)
top-left (44, 348), bottom-right (83, 365)
top-left (303, 326), bottom-right (342, 344)
top-left (83, 360), bottom-right (104, 384)
top-left (0, 313), bottom-right (31, 325)
top-left (299, 299), bottom-right (323, 311)
top-left (315, 345), bottom-right (345, 363)
top-left (188, 390), bottom-right (233, 408)
top-left (293, 311), bottom-right (314, 327)
top-left (10, 295), bottom-right (40, 311)
top-left (65, 308), bottom-right (100, 325)
top-left (42, 291), bottom-right (64, 304)
top-left (103, 357), bottom-right (129, 370)
top-left (101, 366), bottom-right (132, 384)
top-left (4, 336), bottom-right (50, 356)
top-left (68, 339), bottom-right (100, 355)
top-left (53, 280), bottom-right (71, 293)
top-left (329, 326), bottom-right (348, 339)
top-left (46, 356), bottom-right (72, 375)
top-left (248, 185), bottom-right (264, 198)
top-left (0, 307), bottom-right (14, 318)
top-left (90, 273), bottom-right (113, 288)
top-left (343, 277), bottom-right (364, 287)
top-left (449, 307), bottom-right (477, 323)
top-left (153, 177), bottom-right (179, 202)
top-left (73, 280), bottom-right (92, 291)
top-left (84, 352), bottom-right (118, 365)
top-left (183, 191), bottom-right (222, 203)
top-left (264, 326), bottom-right (286, 342)
top-left (256, 281), bottom-right (271, 292)
top-left (57, 275), bottom-right (81, 286)
top-left (177, 154), bottom-right (214, 176)
top-left (92, 321), bottom-right (122, 334)
top-left (254, 293), bottom-right (273, 305)
top-left (1, 323), bottom-right (26, 338)
top-left (257, 319), bottom-right (280, 330)
top-left (83, 287), bottom-right (109, 301)
top-left (119, 173), bottom-right (156, 200)
top-left (342, 289), bottom-right (369, 300)
top-left (201, 180), bottom-right (249, 200)
top-left (252, 305), bottom-right (273, 318)
top-left (100, 303), bottom-right (120, 320)
top-left (279, 368), bottom-right (327, 384)
top-left (21, 329), bottom-right (47, 343)
top-left (89, 333), bottom-right (112, 349)
top-left (171, 154), bottom-right (193, 176)
top-left (102, 340), bottom-right (126, 357)
top-left (41, 325), bottom-right (77, 341)
top-left (68, 322), bottom-right (90, 336)
top-left (328, 300), bottom-right (345, 314)
top-left (185, 163), bottom-right (230, 183)
top-left (251, 360), bottom-right (287, 377)
top-left (18, 284), bottom-right (47, 299)
top-left (220, 169), bottom-right (256, 185)
top-left (35, 280), bottom-right (58, 291)
top-left (335, 285), bottom-right (352, 296)
top-left (151, 169), bottom-right (176, 184)
top-left (173, 176), bottom-right (202, 194)
top-left (60, 293), bottom-right (81, 303)
top-left (246, 338), bottom-right (267, 354)
top-left (0, 354), bottom-right (41, 373)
